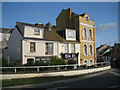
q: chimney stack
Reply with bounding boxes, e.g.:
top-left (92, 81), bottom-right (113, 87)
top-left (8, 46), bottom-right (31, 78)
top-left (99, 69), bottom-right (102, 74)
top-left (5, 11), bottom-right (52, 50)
top-left (46, 22), bottom-right (52, 31)
top-left (35, 23), bottom-right (44, 27)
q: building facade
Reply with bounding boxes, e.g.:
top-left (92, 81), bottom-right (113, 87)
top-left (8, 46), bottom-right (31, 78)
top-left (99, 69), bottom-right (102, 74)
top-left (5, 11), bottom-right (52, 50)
top-left (7, 22), bottom-right (81, 65)
top-left (56, 8), bottom-right (96, 66)
top-left (6, 8), bottom-right (96, 66)
top-left (0, 28), bottom-right (11, 60)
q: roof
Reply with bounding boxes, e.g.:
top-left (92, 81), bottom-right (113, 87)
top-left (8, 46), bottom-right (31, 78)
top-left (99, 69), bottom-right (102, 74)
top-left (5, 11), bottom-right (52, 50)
top-left (16, 22), bottom-right (79, 43)
top-left (16, 22), bottom-right (45, 28)
top-left (0, 28), bottom-right (12, 34)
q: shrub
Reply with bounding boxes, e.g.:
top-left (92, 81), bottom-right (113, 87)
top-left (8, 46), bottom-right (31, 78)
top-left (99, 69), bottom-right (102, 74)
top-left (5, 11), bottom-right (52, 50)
top-left (68, 59), bottom-right (76, 64)
top-left (50, 56), bottom-right (66, 65)
top-left (2, 57), bottom-right (9, 67)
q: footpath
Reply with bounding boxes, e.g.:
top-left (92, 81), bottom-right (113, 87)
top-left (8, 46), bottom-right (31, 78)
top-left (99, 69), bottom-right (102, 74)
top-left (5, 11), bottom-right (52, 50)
top-left (1, 66), bottom-right (111, 80)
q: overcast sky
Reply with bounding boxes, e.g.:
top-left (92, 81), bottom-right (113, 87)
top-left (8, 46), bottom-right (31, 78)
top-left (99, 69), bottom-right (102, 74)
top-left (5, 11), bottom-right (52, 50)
top-left (1, 2), bottom-right (118, 47)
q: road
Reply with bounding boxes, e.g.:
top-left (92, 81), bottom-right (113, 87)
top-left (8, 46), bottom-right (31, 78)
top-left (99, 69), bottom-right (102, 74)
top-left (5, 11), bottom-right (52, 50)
top-left (3, 68), bottom-right (120, 90)
top-left (39, 69), bottom-right (120, 89)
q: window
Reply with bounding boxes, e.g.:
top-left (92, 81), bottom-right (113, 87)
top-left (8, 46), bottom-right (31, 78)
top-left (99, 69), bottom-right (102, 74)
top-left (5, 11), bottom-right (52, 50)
top-left (89, 45), bottom-right (93, 55)
top-left (34, 29), bottom-right (40, 35)
top-left (71, 43), bottom-right (75, 53)
top-left (83, 44), bottom-right (87, 55)
top-left (46, 43), bottom-right (53, 54)
top-left (30, 42), bottom-right (35, 52)
top-left (86, 16), bottom-right (88, 22)
top-left (89, 29), bottom-right (92, 39)
top-left (89, 60), bottom-right (93, 66)
top-left (68, 31), bottom-right (75, 38)
top-left (64, 43), bottom-right (69, 53)
top-left (84, 60), bottom-right (88, 66)
top-left (83, 28), bottom-right (87, 39)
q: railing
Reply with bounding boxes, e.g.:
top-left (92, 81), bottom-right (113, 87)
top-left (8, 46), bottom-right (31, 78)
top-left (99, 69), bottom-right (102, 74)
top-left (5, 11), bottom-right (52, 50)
top-left (1, 64), bottom-right (78, 73)
top-left (0, 62), bottom-right (110, 74)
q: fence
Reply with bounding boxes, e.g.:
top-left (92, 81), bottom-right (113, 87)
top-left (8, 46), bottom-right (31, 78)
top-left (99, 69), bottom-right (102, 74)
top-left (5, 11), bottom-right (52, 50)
top-left (0, 62), bottom-right (110, 73)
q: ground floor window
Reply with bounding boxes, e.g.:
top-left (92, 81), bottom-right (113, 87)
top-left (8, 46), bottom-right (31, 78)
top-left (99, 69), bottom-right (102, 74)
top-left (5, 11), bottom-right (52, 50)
top-left (89, 59), bottom-right (93, 66)
top-left (27, 58), bottom-right (34, 65)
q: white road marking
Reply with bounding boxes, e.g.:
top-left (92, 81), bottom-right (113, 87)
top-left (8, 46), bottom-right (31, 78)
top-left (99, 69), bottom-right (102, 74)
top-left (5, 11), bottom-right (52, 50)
top-left (110, 72), bottom-right (120, 77)
top-left (109, 85), bottom-right (120, 88)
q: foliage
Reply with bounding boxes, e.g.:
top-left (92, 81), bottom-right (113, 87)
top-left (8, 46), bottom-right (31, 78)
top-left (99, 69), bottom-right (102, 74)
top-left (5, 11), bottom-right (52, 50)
top-left (68, 59), bottom-right (76, 64)
top-left (50, 56), bottom-right (66, 65)
top-left (2, 57), bottom-right (9, 67)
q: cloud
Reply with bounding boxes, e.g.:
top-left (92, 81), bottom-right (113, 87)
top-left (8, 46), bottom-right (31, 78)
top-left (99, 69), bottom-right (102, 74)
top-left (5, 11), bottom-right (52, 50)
top-left (96, 22), bottom-right (118, 31)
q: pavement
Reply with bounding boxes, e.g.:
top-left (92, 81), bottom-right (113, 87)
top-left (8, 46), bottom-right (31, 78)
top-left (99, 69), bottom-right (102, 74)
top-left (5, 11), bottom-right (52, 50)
top-left (1, 66), bottom-right (111, 80)
top-left (2, 68), bottom-right (120, 89)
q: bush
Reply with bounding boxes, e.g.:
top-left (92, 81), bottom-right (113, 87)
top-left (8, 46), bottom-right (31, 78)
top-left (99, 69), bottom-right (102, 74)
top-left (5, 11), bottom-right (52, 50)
top-left (2, 57), bottom-right (9, 67)
top-left (50, 56), bottom-right (66, 65)
top-left (68, 59), bottom-right (76, 64)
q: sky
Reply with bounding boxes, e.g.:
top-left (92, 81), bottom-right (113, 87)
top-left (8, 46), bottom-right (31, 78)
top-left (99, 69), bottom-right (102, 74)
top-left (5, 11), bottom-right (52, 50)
top-left (1, 2), bottom-right (118, 47)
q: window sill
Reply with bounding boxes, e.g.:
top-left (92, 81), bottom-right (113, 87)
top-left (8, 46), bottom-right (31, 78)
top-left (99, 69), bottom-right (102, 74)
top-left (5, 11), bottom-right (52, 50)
top-left (45, 52), bottom-right (53, 55)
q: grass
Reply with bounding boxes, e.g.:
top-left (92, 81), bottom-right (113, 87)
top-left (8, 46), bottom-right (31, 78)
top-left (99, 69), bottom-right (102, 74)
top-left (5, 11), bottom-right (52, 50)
top-left (2, 75), bottom-right (84, 87)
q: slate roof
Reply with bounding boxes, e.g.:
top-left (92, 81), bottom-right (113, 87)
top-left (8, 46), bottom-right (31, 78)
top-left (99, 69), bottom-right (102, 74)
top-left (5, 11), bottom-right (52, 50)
top-left (0, 28), bottom-right (12, 34)
top-left (16, 22), bottom-right (79, 43)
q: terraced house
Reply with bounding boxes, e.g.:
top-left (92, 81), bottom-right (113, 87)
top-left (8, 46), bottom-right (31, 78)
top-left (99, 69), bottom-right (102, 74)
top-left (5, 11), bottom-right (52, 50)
top-left (7, 8), bottom-right (96, 66)
top-left (56, 8), bottom-right (96, 66)
top-left (7, 22), bottom-right (80, 65)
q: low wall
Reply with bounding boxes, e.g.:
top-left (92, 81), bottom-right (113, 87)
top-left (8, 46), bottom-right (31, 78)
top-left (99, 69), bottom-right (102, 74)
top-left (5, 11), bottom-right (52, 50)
top-left (1, 66), bottom-right (111, 80)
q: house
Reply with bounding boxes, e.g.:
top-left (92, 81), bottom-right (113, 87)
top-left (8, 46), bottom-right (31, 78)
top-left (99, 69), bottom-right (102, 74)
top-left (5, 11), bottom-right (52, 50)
top-left (7, 8), bottom-right (96, 67)
top-left (56, 8), bottom-right (96, 66)
top-left (110, 43), bottom-right (120, 68)
top-left (96, 44), bottom-right (112, 63)
top-left (0, 28), bottom-right (11, 60)
top-left (7, 22), bottom-right (81, 65)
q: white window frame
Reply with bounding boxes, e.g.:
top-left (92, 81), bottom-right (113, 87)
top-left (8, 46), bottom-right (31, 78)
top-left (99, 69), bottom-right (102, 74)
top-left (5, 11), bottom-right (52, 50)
top-left (71, 43), bottom-right (75, 53)
top-left (89, 59), bottom-right (93, 66)
top-left (86, 16), bottom-right (88, 22)
top-left (34, 29), bottom-right (40, 35)
top-left (83, 27), bottom-right (87, 39)
top-left (64, 43), bottom-right (69, 53)
top-left (46, 43), bottom-right (53, 54)
top-left (89, 29), bottom-right (92, 40)
top-left (84, 59), bottom-right (88, 66)
top-left (89, 44), bottom-right (93, 55)
top-left (83, 43), bottom-right (88, 56)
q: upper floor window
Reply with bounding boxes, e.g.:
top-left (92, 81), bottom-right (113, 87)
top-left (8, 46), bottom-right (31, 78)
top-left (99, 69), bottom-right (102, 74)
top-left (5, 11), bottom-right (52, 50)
top-left (30, 42), bottom-right (35, 52)
top-left (34, 29), bottom-right (40, 35)
top-left (64, 43), bottom-right (69, 53)
top-left (86, 16), bottom-right (88, 22)
top-left (89, 29), bottom-right (92, 40)
top-left (46, 43), bottom-right (53, 54)
top-left (83, 44), bottom-right (87, 55)
top-left (68, 31), bottom-right (75, 38)
top-left (71, 43), bottom-right (75, 53)
top-left (89, 45), bottom-right (93, 55)
top-left (83, 28), bottom-right (87, 39)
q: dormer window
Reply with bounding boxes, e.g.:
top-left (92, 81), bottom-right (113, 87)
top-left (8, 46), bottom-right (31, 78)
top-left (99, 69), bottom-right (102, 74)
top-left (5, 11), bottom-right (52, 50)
top-left (34, 29), bottom-right (40, 35)
top-left (86, 16), bottom-right (88, 22)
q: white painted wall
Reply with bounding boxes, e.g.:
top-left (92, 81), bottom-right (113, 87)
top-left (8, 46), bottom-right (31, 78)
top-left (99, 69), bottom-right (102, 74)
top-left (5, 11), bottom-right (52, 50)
top-left (58, 42), bottom-right (81, 66)
top-left (24, 26), bottom-right (44, 39)
top-left (7, 27), bottom-right (23, 61)
top-left (22, 39), bottom-right (58, 64)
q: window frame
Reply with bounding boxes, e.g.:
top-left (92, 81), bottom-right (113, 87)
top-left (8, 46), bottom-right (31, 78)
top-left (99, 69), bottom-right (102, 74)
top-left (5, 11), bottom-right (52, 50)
top-left (89, 29), bottom-right (92, 40)
top-left (83, 27), bottom-right (87, 39)
top-left (30, 42), bottom-right (36, 52)
top-left (64, 43), bottom-right (69, 53)
top-left (83, 44), bottom-right (87, 56)
top-left (89, 44), bottom-right (93, 55)
top-left (46, 43), bottom-right (53, 54)
top-left (34, 29), bottom-right (40, 35)
top-left (71, 43), bottom-right (75, 53)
